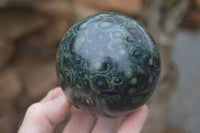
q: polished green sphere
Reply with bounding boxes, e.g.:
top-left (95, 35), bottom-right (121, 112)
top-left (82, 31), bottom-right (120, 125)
top-left (56, 12), bottom-right (161, 117)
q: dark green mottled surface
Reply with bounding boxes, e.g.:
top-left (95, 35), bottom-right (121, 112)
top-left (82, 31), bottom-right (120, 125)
top-left (56, 12), bottom-right (161, 117)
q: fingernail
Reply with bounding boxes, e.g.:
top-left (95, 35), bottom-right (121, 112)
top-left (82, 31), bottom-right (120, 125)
top-left (54, 93), bottom-right (67, 104)
top-left (50, 87), bottom-right (63, 99)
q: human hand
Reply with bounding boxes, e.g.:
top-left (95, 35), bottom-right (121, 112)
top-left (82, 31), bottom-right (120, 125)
top-left (18, 87), bottom-right (148, 133)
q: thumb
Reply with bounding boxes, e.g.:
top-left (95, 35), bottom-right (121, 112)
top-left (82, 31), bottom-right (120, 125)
top-left (18, 87), bottom-right (71, 133)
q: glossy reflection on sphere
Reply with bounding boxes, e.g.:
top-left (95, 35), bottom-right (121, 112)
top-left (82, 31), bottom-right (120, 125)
top-left (56, 12), bottom-right (161, 117)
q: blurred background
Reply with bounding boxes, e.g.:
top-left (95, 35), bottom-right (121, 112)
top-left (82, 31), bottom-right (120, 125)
top-left (0, 0), bottom-right (199, 133)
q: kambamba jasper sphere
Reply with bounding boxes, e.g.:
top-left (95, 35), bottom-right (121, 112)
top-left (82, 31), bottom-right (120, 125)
top-left (56, 12), bottom-right (161, 117)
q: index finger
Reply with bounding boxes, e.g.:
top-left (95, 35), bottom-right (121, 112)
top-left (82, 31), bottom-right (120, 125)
top-left (18, 87), bottom-right (71, 133)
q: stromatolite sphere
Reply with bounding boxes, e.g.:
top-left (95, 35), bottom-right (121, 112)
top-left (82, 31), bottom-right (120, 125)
top-left (56, 12), bottom-right (161, 117)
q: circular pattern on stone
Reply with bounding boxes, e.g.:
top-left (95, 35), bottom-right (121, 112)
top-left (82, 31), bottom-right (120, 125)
top-left (56, 12), bottom-right (161, 117)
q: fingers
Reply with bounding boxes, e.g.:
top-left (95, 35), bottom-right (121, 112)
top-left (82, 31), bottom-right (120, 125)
top-left (91, 117), bottom-right (121, 133)
top-left (63, 109), bottom-right (96, 133)
top-left (18, 87), bottom-right (148, 133)
top-left (18, 87), bottom-right (71, 133)
top-left (117, 105), bottom-right (148, 133)
top-left (64, 105), bottom-right (147, 133)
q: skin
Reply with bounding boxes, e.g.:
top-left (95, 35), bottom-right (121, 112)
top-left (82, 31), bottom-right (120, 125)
top-left (18, 87), bottom-right (148, 133)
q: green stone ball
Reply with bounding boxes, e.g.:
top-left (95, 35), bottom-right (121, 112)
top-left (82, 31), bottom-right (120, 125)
top-left (56, 12), bottom-right (161, 117)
